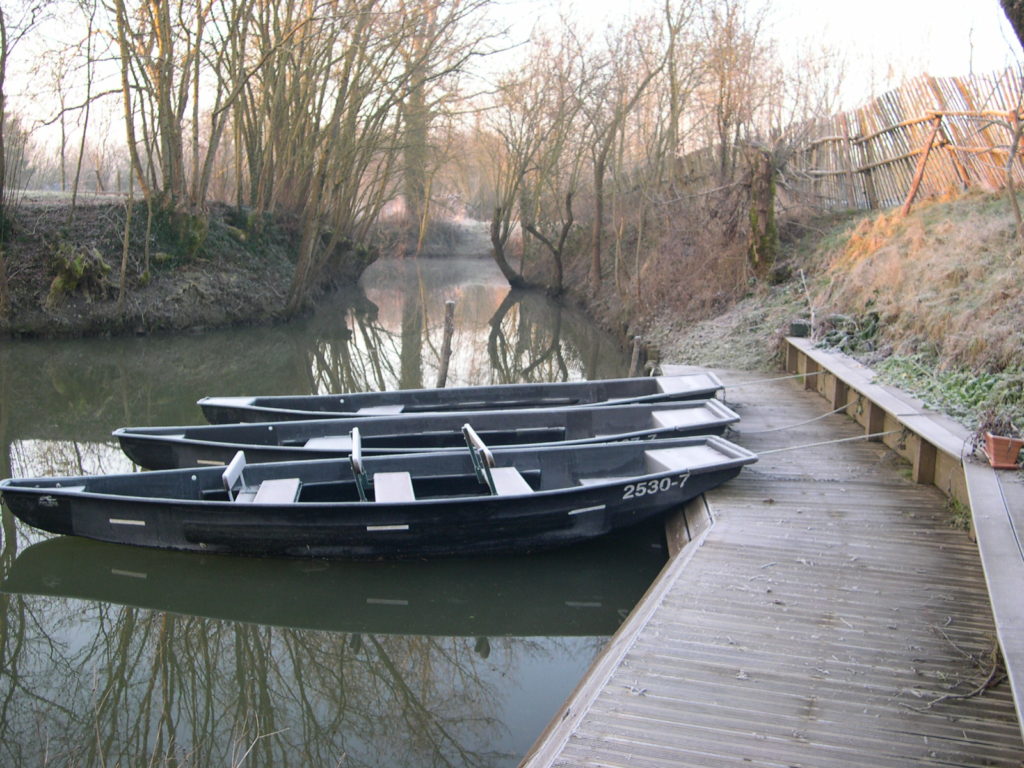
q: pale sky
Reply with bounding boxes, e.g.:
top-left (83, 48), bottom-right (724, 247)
top-left (772, 0), bottom-right (1020, 90)
top-left (497, 0), bottom-right (1022, 107)
top-left (8, 0), bottom-right (1024, 154)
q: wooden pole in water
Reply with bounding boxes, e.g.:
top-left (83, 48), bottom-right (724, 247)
top-left (435, 300), bottom-right (456, 388)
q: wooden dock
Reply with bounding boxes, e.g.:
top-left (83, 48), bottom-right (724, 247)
top-left (522, 370), bottom-right (1024, 767)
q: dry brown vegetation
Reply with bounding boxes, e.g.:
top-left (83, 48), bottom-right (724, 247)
top-left (818, 192), bottom-right (1024, 371)
top-left (644, 190), bottom-right (1024, 377)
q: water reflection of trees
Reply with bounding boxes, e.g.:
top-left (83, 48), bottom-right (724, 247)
top-left (322, 286), bottom-right (628, 395)
top-left (0, 596), bottom-right (599, 767)
top-left (0, 263), bottom-right (635, 766)
top-left (0, 272), bottom-right (628, 457)
top-left (487, 291), bottom-right (627, 384)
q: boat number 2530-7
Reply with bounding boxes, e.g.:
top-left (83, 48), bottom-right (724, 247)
top-left (622, 475), bottom-right (687, 500)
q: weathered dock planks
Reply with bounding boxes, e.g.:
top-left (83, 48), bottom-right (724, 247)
top-left (522, 371), bottom-right (1023, 767)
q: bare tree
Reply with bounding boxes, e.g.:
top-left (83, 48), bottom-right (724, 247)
top-left (578, 15), bottom-right (667, 294)
top-left (0, 1), bottom-right (49, 316)
top-left (397, 0), bottom-right (498, 253)
top-left (517, 30), bottom-right (592, 295)
top-left (1001, 1), bottom-right (1024, 48)
top-left (694, 0), bottom-right (771, 181)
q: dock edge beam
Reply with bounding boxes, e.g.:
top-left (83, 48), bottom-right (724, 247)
top-left (518, 495), bottom-right (713, 766)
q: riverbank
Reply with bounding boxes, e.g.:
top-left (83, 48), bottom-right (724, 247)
top-left (624, 189), bottom-right (1024, 431)
top-left (0, 195), bottom-right (372, 338)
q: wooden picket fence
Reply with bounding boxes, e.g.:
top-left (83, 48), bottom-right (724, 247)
top-left (680, 66), bottom-right (1024, 212)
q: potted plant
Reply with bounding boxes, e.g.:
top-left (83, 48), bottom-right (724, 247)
top-left (973, 408), bottom-right (1024, 470)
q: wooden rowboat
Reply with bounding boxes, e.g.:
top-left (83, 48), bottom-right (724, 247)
top-left (197, 372), bottom-right (723, 423)
top-left (114, 399), bottom-right (740, 470)
top-left (0, 427), bottom-right (756, 559)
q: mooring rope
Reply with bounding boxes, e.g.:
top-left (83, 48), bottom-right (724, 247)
top-left (719, 370), bottom-right (824, 389)
top-left (758, 429), bottom-right (903, 456)
top-left (736, 401), bottom-right (852, 435)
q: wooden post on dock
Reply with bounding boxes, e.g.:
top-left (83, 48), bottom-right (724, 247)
top-left (629, 336), bottom-right (643, 377)
top-left (435, 300), bottom-right (456, 388)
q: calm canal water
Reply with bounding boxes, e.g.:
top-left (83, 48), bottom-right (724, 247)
top-left (0, 256), bottom-right (667, 766)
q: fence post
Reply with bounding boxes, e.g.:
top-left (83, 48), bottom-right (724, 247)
top-left (900, 115), bottom-right (942, 217)
top-left (839, 114), bottom-right (858, 209)
top-left (857, 111), bottom-right (880, 210)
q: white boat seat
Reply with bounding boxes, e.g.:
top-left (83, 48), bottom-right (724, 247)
top-left (304, 435), bottom-right (353, 450)
top-left (652, 407), bottom-right (707, 428)
top-left (645, 445), bottom-right (724, 473)
top-left (490, 467), bottom-right (533, 495)
top-left (235, 487), bottom-right (258, 502)
top-left (374, 471), bottom-right (416, 502)
top-left (356, 405), bottom-right (405, 415)
top-left (252, 477), bottom-right (302, 504)
top-left (656, 374), bottom-right (713, 395)
top-left (223, 451), bottom-right (253, 501)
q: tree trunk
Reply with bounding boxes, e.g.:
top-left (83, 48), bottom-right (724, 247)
top-left (489, 207), bottom-right (527, 289)
top-left (402, 76), bottom-right (430, 253)
top-left (590, 157), bottom-right (606, 294)
top-left (0, 9), bottom-right (8, 316)
top-left (1000, 1), bottom-right (1024, 47)
top-left (522, 191), bottom-right (572, 295)
top-left (747, 151), bottom-right (778, 280)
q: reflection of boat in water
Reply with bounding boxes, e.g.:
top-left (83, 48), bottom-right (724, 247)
top-left (114, 399), bottom-right (741, 469)
top-left (2, 525), bottom-right (667, 636)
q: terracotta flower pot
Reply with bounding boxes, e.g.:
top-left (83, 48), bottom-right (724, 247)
top-left (983, 432), bottom-right (1024, 469)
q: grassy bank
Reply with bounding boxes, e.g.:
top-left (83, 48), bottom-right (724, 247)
top-left (640, 190), bottom-right (1024, 432)
top-left (0, 196), bottom-right (374, 338)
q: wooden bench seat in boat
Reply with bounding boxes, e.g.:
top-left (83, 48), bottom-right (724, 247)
top-left (374, 471), bottom-right (416, 502)
top-left (252, 477), bottom-right (302, 504)
top-left (490, 467), bottom-right (533, 495)
top-left (644, 445), bottom-right (724, 473)
top-left (304, 435), bottom-right (353, 450)
top-left (356, 405), bottom-right (404, 415)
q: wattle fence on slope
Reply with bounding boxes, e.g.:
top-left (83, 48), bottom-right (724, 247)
top-left (680, 66), bottom-right (1024, 212)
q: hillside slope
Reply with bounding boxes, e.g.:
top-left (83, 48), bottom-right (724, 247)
top-left (643, 190), bottom-right (1024, 428)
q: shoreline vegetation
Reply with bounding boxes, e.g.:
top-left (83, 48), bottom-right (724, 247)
top-left (0, 194), bottom-right (376, 338)
top-left (2, 2), bottom-right (1022, 442)
top-left (2, 187), bottom-right (1021, 436)
top-left (632, 190), bottom-right (1024, 434)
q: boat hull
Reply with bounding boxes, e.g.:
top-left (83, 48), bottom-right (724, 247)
top-left (115, 400), bottom-right (740, 469)
top-left (2, 437), bottom-right (755, 559)
top-left (198, 373), bottom-right (723, 423)
top-left (2, 471), bottom-right (733, 558)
